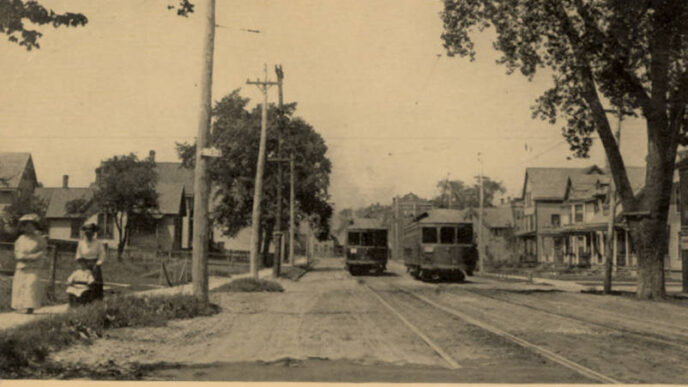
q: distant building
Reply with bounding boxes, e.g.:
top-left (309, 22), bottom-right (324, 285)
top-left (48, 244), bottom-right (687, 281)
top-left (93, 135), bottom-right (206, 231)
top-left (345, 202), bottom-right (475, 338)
top-left (0, 152), bottom-right (38, 224)
top-left (390, 193), bottom-right (434, 260)
top-left (467, 205), bottom-right (517, 263)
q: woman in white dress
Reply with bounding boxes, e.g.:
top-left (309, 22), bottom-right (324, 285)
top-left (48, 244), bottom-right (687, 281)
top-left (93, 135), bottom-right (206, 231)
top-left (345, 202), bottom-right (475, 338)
top-left (11, 213), bottom-right (47, 314)
top-left (75, 222), bottom-right (106, 300)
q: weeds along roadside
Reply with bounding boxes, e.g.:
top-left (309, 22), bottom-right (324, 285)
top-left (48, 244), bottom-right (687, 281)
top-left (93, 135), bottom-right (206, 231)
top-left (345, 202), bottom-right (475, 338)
top-left (0, 294), bottom-right (219, 379)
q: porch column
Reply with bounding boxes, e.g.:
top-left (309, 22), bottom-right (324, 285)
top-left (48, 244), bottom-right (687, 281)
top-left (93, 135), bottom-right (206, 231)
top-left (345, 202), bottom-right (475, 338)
top-left (612, 230), bottom-right (618, 268)
top-left (625, 229), bottom-right (630, 267)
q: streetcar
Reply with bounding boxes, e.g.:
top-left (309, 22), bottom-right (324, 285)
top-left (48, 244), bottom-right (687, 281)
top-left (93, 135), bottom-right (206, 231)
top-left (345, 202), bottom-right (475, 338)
top-left (345, 218), bottom-right (389, 275)
top-left (402, 208), bottom-right (478, 282)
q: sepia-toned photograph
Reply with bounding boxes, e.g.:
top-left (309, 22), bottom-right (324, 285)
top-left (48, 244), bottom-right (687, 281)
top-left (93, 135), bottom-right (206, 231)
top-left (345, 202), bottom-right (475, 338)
top-left (1, 0), bottom-right (688, 384)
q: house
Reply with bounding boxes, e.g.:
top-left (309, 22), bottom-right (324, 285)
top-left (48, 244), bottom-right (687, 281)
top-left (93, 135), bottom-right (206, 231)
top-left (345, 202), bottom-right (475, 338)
top-left (468, 205), bottom-right (516, 262)
top-left (0, 152), bottom-right (38, 221)
top-left (516, 165), bottom-right (605, 262)
top-left (154, 158), bottom-right (194, 249)
top-left (40, 167), bottom-right (188, 252)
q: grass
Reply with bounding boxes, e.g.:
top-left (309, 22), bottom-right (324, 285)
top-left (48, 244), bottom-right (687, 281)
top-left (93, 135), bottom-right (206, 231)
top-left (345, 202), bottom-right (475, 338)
top-left (0, 293), bottom-right (219, 379)
top-left (213, 277), bottom-right (284, 293)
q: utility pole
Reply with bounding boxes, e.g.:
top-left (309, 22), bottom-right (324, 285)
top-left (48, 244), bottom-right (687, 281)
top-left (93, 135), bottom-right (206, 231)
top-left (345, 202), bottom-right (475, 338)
top-left (192, 0), bottom-right (216, 302)
top-left (478, 153), bottom-right (485, 273)
top-left (603, 106), bottom-right (623, 294)
top-left (289, 152), bottom-right (296, 266)
top-left (247, 65), bottom-right (278, 279)
top-left (272, 64), bottom-right (285, 278)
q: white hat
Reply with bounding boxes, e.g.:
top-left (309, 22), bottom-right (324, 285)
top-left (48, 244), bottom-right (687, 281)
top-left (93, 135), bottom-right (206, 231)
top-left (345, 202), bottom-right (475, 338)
top-left (18, 214), bottom-right (41, 224)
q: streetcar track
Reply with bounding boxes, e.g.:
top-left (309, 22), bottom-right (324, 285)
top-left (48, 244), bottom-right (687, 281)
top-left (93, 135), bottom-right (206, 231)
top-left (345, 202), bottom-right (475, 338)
top-left (455, 287), bottom-right (688, 351)
top-left (359, 274), bottom-right (622, 384)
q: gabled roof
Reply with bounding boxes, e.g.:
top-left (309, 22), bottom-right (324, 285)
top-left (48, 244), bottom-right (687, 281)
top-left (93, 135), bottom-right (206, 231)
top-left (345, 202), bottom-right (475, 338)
top-left (347, 217), bottom-right (386, 230)
top-left (155, 162), bottom-right (194, 198)
top-left (36, 187), bottom-right (94, 219)
top-left (0, 152), bottom-right (34, 190)
top-left (155, 183), bottom-right (186, 215)
top-left (414, 208), bottom-right (472, 224)
top-left (481, 206), bottom-right (514, 229)
top-left (523, 165), bottom-right (603, 201)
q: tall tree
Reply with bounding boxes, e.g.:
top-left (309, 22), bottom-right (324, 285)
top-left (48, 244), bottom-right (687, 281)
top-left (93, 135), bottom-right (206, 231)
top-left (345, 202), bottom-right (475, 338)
top-left (177, 89), bottom-right (333, 262)
top-left (2, 0), bottom-right (195, 50)
top-left (433, 177), bottom-right (505, 209)
top-left (442, 0), bottom-right (688, 299)
top-left (93, 153), bottom-right (158, 260)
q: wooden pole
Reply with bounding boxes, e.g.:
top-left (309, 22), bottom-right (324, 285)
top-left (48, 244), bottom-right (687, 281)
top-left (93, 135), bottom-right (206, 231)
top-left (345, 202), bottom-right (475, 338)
top-left (273, 65), bottom-right (285, 278)
top-left (48, 246), bottom-right (58, 301)
top-left (478, 153), bottom-right (485, 273)
top-left (247, 65), bottom-right (277, 279)
top-left (603, 107), bottom-right (622, 294)
top-left (191, 0), bottom-right (215, 302)
top-left (289, 153), bottom-right (295, 266)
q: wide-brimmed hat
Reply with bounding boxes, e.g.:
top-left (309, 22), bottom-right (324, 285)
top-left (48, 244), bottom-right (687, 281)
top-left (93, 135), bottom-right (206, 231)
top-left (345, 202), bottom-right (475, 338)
top-left (18, 214), bottom-right (41, 225)
top-left (81, 222), bottom-right (99, 232)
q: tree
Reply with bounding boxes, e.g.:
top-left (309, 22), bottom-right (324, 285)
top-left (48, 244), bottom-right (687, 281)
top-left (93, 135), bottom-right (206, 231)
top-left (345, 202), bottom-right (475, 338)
top-left (442, 0), bottom-right (688, 299)
top-left (2, 186), bottom-right (46, 237)
top-left (2, 0), bottom-right (194, 50)
top-left (177, 89), bottom-right (332, 263)
top-left (92, 153), bottom-right (158, 260)
top-left (433, 177), bottom-right (505, 209)
top-left (355, 203), bottom-right (393, 222)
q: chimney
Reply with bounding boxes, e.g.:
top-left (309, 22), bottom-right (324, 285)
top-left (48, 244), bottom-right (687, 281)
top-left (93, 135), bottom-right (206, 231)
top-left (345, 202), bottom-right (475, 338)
top-left (62, 175), bottom-right (69, 189)
top-left (95, 167), bottom-right (102, 185)
top-left (149, 150), bottom-right (156, 162)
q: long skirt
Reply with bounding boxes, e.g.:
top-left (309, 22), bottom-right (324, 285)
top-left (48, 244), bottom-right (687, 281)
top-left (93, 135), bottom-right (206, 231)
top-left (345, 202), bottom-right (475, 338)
top-left (85, 260), bottom-right (104, 300)
top-left (11, 268), bottom-right (44, 310)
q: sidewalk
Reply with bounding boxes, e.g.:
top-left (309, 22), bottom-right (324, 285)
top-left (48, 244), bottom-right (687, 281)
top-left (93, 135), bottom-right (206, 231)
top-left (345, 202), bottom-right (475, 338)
top-left (0, 267), bottom-right (273, 332)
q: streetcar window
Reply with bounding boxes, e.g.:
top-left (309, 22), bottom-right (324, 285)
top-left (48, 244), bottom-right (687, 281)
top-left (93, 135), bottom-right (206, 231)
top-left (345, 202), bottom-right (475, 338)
top-left (440, 227), bottom-right (455, 244)
top-left (348, 232), bottom-right (360, 245)
top-left (422, 227), bottom-right (438, 244)
top-left (361, 231), bottom-right (374, 246)
top-left (373, 230), bottom-right (387, 246)
top-left (456, 224), bottom-right (473, 244)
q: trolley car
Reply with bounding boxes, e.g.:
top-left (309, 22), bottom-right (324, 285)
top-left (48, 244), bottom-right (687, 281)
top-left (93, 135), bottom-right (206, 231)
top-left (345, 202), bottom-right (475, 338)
top-left (402, 209), bottom-right (477, 282)
top-left (345, 218), bottom-right (389, 275)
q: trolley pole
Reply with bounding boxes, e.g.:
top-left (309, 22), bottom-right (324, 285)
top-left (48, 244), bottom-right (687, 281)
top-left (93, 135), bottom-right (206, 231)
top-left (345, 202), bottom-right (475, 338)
top-left (191, 0), bottom-right (216, 302)
top-left (603, 106), bottom-right (623, 294)
top-left (478, 153), bottom-right (485, 274)
top-left (247, 65), bottom-right (278, 279)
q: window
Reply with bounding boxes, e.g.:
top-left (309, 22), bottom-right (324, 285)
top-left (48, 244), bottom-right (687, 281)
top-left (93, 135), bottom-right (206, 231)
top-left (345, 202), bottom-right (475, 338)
top-left (373, 230), bottom-right (387, 247)
top-left (456, 224), bottom-right (473, 244)
top-left (347, 232), bottom-right (360, 246)
top-left (440, 227), bottom-right (455, 244)
top-left (551, 214), bottom-right (561, 227)
top-left (574, 204), bottom-right (584, 223)
top-left (70, 219), bottom-right (80, 239)
top-left (98, 213), bottom-right (114, 238)
top-left (361, 232), bottom-right (374, 246)
top-left (422, 227), bottom-right (438, 244)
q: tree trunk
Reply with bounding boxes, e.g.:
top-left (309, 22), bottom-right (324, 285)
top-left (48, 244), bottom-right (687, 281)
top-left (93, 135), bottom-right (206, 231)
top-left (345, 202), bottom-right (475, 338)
top-left (629, 217), bottom-right (666, 299)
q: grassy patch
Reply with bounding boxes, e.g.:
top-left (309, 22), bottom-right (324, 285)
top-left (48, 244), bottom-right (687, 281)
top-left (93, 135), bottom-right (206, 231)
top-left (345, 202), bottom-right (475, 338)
top-left (213, 278), bottom-right (284, 293)
top-left (0, 294), bottom-right (219, 378)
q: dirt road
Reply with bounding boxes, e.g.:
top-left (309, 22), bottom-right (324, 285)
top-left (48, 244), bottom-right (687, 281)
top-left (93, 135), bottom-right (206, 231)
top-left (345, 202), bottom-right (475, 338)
top-left (50, 257), bottom-right (688, 383)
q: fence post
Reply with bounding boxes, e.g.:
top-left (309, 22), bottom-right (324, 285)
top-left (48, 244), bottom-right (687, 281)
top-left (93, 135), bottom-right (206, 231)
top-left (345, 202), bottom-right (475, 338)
top-left (47, 246), bottom-right (58, 301)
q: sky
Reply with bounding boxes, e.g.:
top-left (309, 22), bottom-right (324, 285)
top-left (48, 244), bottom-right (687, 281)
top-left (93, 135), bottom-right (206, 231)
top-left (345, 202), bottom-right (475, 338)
top-left (0, 0), bottom-right (649, 211)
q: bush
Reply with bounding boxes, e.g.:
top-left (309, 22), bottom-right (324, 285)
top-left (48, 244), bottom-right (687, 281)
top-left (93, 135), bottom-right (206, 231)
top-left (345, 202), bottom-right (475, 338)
top-left (213, 278), bottom-right (284, 293)
top-left (0, 294), bottom-right (218, 378)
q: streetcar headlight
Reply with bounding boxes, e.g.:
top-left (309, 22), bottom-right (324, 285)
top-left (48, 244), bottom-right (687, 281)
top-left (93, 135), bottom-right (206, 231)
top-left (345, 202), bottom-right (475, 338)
top-left (350, 248), bottom-right (357, 254)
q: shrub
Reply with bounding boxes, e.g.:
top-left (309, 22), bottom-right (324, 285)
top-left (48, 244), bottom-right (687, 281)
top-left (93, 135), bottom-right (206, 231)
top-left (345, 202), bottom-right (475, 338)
top-left (213, 278), bottom-right (284, 293)
top-left (0, 294), bottom-right (218, 378)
